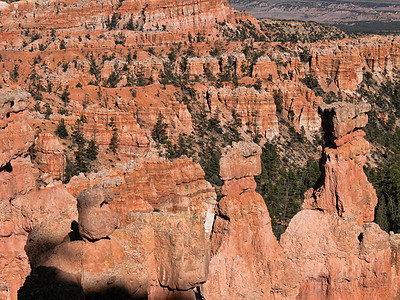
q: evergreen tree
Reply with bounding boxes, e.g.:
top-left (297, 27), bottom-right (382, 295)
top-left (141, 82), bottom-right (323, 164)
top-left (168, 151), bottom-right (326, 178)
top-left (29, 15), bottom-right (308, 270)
top-left (375, 198), bottom-right (389, 232)
top-left (55, 118), bottom-right (69, 138)
top-left (151, 112), bottom-right (168, 145)
top-left (71, 120), bottom-right (88, 173)
top-left (71, 120), bottom-right (86, 148)
top-left (255, 144), bottom-right (320, 239)
top-left (109, 117), bottom-right (119, 154)
top-left (60, 86), bottom-right (70, 105)
top-left (63, 157), bottom-right (77, 184)
top-left (86, 139), bottom-right (98, 161)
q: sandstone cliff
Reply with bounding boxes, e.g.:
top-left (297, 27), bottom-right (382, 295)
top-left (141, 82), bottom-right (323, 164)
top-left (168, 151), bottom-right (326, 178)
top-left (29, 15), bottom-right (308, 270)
top-left (0, 87), bottom-right (78, 300)
top-left (205, 141), bottom-right (300, 299)
top-left (281, 102), bottom-right (400, 299)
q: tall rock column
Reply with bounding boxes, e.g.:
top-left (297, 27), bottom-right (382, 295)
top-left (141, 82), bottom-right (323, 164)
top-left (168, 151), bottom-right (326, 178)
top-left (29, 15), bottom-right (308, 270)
top-left (204, 141), bottom-right (299, 299)
top-left (281, 102), bottom-right (400, 299)
top-left (303, 102), bottom-right (378, 224)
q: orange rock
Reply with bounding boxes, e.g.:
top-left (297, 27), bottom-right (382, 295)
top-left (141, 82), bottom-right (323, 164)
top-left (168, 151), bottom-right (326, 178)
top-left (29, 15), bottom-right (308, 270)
top-left (219, 141), bottom-right (262, 181)
top-left (281, 210), bottom-right (397, 299)
top-left (77, 186), bottom-right (120, 241)
top-left (319, 102), bottom-right (371, 140)
top-left (34, 133), bottom-right (66, 179)
top-left (303, 102), bottom-right (377, 224)
top-left (0, 157), bottom-right (35, 202)
top-left (252, 55), bottom-right (278, 80)
top-left (0, 110), bottom-right (34, 169)
top-left (274, 80), bottom-right (323, 133)
top-left (205, 141), bottom-right (300, 299)
top-left (309, 37), bottom-right (400, 91)
top-left (0, 186), bottom-right (77, 300)
top-left (30, 212), bottom-right (209, 298)
top-left (207, 86), bottom-right (279, 140)
top-left (67, 157), bottom-right (216, 225)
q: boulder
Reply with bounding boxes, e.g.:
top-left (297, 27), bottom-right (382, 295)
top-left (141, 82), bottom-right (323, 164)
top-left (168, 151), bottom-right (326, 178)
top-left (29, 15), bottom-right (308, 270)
top-left (77, 186), bottom-right (120, 241)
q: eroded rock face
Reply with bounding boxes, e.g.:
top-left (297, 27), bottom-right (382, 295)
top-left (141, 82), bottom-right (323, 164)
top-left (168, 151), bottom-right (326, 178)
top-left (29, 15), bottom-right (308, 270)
top-left (0, 87), bottom-right (35, 300)
top-left (303, 102), bottom-right (377, 224)
top-left (34, 133), bottom-right (66, 179)
top-left (219, 141), bottom-right (262, 181)
top-left (207, 86), bottom-right (279, 140)
top-left (0, 87), bottom-right (34, 169)
top-left (309, 37), bottom-right (400, 91)
top-left (281, 210), bottom-right (400, 299)
top-left (67, 156), bottom-right (217, 226)
top-left (281, 101), bottom-right (400, 299)
top-left (0, 87), bottom-right (80, 300)
top-left (205, 141), bottom-right (300, 299)
top-left (319, 102), bottom-right (371, 143)
top-left (77, 186), bottom-right (120, 241)
top-left (25, 212), bottom-right (209, 299)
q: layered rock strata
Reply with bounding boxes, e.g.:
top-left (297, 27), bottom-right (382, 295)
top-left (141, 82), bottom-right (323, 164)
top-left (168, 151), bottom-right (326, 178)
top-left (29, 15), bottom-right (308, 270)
top-left (24, 187), bottom-right (211, 299)
top-left (309, 37), bottom-right (400, 91)
top-left (0, 87), bottom-right (78, 300)
top-left (34, 133), bottom-right (66, 179)
top-left (205, 141), bottom-right (299, 299)
top-left (207, 86), bottom-right (279, 140)
top-left (303, 102), bottom-right (377, 223)
top-left (66, 156), bottom-right (217, 225)
top-left (281, 102), bottom-right (400, 299)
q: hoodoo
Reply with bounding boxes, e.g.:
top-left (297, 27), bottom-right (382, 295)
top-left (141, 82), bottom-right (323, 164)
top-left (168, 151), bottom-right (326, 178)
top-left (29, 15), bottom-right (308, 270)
top-left (0, 0), bottom-right (400, 297)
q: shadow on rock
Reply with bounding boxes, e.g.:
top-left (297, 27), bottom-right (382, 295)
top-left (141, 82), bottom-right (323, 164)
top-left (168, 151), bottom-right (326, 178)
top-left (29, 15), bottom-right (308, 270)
top-left (18, 266), bottom-right (84, 300)
top-left (18, 266), bottom-right (145, 300)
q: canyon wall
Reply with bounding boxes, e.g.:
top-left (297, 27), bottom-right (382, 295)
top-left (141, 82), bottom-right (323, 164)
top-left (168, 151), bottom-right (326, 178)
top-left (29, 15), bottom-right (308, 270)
top-left (1, 0), bottom-right (400, 297)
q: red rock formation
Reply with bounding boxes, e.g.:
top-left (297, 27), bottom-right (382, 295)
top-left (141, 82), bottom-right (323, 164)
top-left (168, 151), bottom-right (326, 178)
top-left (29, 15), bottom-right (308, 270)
top-left (0, 87), bottom-right (79, 300)
top-left (26, 210), bottom-right (210, 299)
top-left (252, 55), bottom-right (279, 80)
top-left (280, 210), bottom-right (399, 299)
top-left (269, 80), bottom-right (323, 133)
top-left (34, 133), bottom-right (66, 179)
top-left (0, 87), bottom-right (34, 170)
top-left (207, 86), bottom-right (279, 140)
top-left (303, 102), bottom-right (377, 224)
top-left (309, 37), bottom-right (400, 91)
top-left (280, 101), bottom-right (400, 299)
top-left (77, 186), bottom-right (120, 241)
top-left (0, 0), bottom-right (233, 46)
top-left (67, 156), bottom-right (217, 225)
top-left (205, 141), bottom-right (299, 299)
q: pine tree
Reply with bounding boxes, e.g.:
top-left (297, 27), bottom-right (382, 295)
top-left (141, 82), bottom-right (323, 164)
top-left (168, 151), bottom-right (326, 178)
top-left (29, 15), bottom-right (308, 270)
top-left (60, 86), bottom-right (70, 105)
top-left (375, 199), bottom-right (389, 232)
top-left (63, 157), bottom-right (77, 184)
top-left (71, 120), bottom-right (88, 173)
top-left (55, 118), bottom-right (68, 138)
top-left (151, 112), bottom-right (168, 145)
top-left (109, 117), bottom-right (119, 154)
top-left (109, 130), bottom-right (118, 154)
top-left (86, 139), bottom-right (98, 161)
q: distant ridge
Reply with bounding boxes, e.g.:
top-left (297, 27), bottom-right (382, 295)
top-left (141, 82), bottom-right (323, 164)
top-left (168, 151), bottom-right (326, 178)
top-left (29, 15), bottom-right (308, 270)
top-left (229, 0), bottom-right (400, 33)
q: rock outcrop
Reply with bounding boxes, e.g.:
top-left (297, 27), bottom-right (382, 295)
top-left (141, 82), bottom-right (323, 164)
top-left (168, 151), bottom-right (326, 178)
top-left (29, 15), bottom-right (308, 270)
top-left (281, 210), bottom-right (400, 299)
top-left (25, 203), bottom-right (210, 298)
top-left (303, 102), bottom-right (377, 224)
top-left (0, 87), bottom-right (78, 300)
top-left (34, 133), bottom-right (66, 179)
top-left (205, 141), bottom-right (299, 299)
top-left (66, 155), bottom-right (217, 225)
top-left (309, 37), bottom-right (400, 91)
top-left (281, 102), bottom-right (400, 299)
top-left (0, 87), bottom-right (36, 300)
top-left (207, 86), bottom-right (279, 140)
top-left (77, 186), bottom-right (120, 241)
